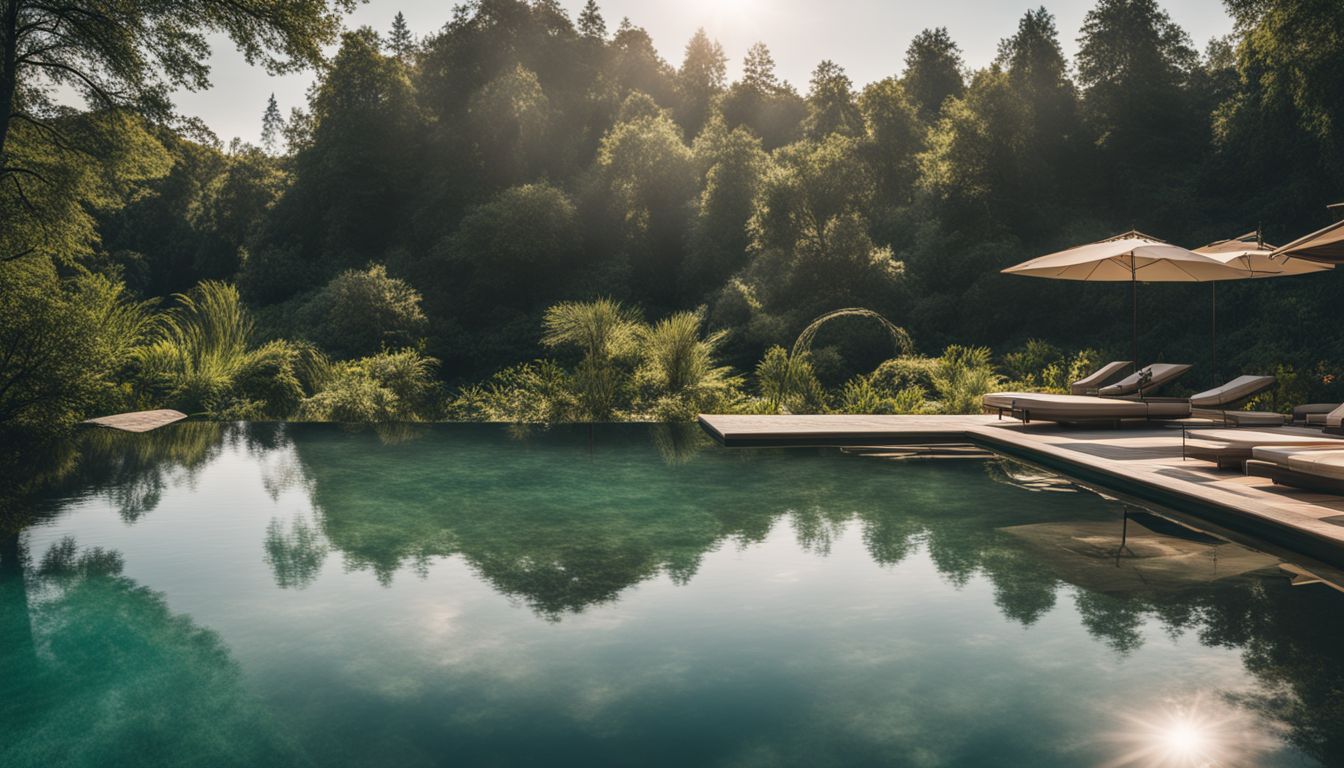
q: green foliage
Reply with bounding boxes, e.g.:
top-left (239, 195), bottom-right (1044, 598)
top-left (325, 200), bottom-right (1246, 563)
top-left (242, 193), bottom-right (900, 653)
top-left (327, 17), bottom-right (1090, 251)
top-left (870, 356), bottom-right (941, 394)
top-left (837, 375), bottom-right (933, 415)
top-left (633, 310), bottom-right (743, 420)
top-left (804, 60), bottom-right (864, 139)
top-left (450, 360), bottom-right (579, 424)
top-left (0, 261), bottom-right (153, 434)
top-left (676, 28), bottom-right (728, 136)
top-left (686, 117), bottom-right (769, 293)
top-left (299, 264), bottom-right (427, 359)
top-left (134, 281), bottom-right (326, 419)
top-left (299, 349), bottom-right (439, 422)
top-left (893, 385), bottom-right (932, 414)
top-left (1001, 340), bottom-right (1098, 393)
top-left (1, 113), bottom-right (173, 264)
top-left (1, 0), bottom-right (351, 262)
top-left (136, 281), bottom-right (257, 414)
top-left (542, 299), bottom-right (643, 419)
top-left (594, 108), bottom-right (698, 302)
top-left (470, 64), bottom-right (551, 184)
top-left (754, 346), bottom-right (826, 414)
top-left (903, 27), bottom-right (966, 122)
top-left (9, 0), bottom-right (1344, 432)
top-left (931, 345), bottom-right (1002, 414)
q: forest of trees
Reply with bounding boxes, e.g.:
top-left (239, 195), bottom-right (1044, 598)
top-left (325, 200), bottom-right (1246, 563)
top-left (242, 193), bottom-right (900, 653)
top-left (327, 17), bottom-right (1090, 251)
top-left (3, 0), bottom-right (1344, 437)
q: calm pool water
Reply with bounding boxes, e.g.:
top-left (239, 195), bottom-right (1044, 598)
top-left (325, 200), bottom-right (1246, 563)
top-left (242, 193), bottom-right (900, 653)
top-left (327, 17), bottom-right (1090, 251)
top-left (1, 422), bottom-right (1341, 767)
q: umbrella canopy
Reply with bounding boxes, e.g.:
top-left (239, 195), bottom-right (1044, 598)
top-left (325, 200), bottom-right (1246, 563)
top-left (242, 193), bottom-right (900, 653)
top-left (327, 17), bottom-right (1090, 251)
top-left (1270, 218), bottom-right (1344, 264)
top-left (1003, 232), bottom-right (1250, 381)
top-left (1197, 231), bottom-right (1332, 276)
top-left (1004, 231), bottom-right (1251, 282)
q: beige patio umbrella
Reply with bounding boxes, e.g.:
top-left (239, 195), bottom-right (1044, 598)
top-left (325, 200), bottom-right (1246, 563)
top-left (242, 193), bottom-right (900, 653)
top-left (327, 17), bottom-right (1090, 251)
top-left (1003, 231), bottom-right (1250, 380)
top-left (1194, 231), bottom-right (1332, 384)
top-left (1271, 215), bottom-right (1344, 264)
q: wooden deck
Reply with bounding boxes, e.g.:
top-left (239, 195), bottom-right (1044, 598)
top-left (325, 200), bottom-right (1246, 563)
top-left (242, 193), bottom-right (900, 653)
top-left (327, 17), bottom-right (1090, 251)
top-left (698, 413), bottom-right (1344, 572)
top-left (81, 409), bottom-right (188, 433)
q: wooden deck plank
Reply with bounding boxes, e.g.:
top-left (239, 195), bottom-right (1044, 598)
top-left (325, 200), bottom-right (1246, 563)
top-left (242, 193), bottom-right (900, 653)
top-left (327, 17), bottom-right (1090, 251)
top-left (697, 413), bottom-right (1344, 570)
top-left (81, 409), bottom-right (188, 433)
top-left (698, 414), bottom-right (1000, 447)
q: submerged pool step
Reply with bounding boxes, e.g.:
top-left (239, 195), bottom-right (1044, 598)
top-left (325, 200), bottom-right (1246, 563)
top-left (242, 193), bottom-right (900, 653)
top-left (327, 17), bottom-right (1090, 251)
top-left (842, 444), bottom-right (995, 461)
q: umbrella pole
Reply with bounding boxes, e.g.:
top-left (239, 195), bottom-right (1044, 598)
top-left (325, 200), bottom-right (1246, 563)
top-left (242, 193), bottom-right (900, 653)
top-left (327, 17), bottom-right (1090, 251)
top-left (1131, 264), bottom-right (1140, 396)
top-left (1211, 283), bottom-right (1217, 388)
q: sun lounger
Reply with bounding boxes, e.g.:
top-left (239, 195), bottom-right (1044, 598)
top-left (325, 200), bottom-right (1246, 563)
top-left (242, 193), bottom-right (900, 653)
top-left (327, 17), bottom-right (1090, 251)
top-left (1182, 428), bottom-right (1343, 469)
top-left (1070, 361), bottom-right (1132, 395)
top-left (1186, 375), bottom-right (1282, 425)
top-left (982, 392), bottom-right (1191, 424)
top-left (1247, 446), bottom-right (1344, 494)
top-left (1292, 403), bottom-right (1337, 425)
top-left (982, 374), bottom-right (1273, 426)
top-left (1294, 403), bottom-right (1344, 434)
top-left (1096, 363), bottom-right (1191, 397)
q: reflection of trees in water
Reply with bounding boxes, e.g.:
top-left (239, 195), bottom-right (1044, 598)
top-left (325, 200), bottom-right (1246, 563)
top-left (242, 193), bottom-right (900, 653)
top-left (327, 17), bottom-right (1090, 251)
top-left (10, 424), bottom-right (1344, 761)
top-left (2, 423), bottom-right (233, 524)
top-left (264, 516), bottom-right (328, 589)
top-left (0, 534), bottom-right (303, 768)
top-left (649, 422), bottom-right (711, 466)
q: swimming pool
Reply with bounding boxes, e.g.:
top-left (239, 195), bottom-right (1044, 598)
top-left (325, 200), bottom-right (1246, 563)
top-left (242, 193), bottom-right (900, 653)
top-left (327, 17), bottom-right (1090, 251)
top-left (1, 423), bottom-right (1340, 767)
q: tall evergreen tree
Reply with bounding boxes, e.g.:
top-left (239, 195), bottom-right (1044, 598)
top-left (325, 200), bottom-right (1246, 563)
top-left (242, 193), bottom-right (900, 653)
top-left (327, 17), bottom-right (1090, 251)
top-left (261, 94), bottom-right (285, 154)
top-left (577, 0), bottom-right (607, 41)
top-left (720, 42), bottom-right (806, 150)
top-left (387, 11), bottom-right (415, 60)
top-left (903, 28), bottom-right (965, 123)
top-left (803, 60), bottom-right (864, 139)
top-left (1076, 0), bottom-right (1200, 219)
top-left (678, 28), bottom-right (728, 136)
top-left (742, 43), bottom-right (780, 93)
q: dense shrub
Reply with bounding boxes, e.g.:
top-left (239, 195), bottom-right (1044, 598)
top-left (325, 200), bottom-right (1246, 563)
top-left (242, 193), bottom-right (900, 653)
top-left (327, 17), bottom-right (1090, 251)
top-left (299, 349), bottom-right (439, 422)
top-left (299, 265), bottom-right (427, 359)
top-left (931, 345), bottom-right (1003, 414)
top-left (0, 260), bottom-right (152, 435)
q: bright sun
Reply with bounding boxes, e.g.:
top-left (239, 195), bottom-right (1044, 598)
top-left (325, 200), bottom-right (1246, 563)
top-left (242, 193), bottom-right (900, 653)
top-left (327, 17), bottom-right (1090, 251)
top-left (1159, 719), bottom-right (1209, 761)
top-left (1100, 694), bottom-right (1280, 768)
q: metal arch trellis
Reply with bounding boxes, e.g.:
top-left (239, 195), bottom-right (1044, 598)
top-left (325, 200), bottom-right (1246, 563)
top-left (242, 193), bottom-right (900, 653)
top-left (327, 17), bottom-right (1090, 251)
top-left (789, 308), bottom-right (915, 360)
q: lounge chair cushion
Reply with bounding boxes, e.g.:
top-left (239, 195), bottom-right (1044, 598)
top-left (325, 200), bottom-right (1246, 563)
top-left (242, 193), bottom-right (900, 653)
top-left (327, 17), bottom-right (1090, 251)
top-left (1189, 408), bottom-right (1286, 426)
top-left (1097, 363), bottom-right (1191, 396)
top-left (1070, 361), bottom-right (1132, 395)
top-left (1187, 375), bottom-right (1275, 408)
top-left (1251, 446), bottom-right (1344, 481)
top-left (983, 393), bottom-right (1189, 419)
top-left (1331, 404), bottom-right (1344, 430)
top-left (1294, 403), bottom-right (1338, 423)
top-left (1184, 429), bottom-right (1343, 450)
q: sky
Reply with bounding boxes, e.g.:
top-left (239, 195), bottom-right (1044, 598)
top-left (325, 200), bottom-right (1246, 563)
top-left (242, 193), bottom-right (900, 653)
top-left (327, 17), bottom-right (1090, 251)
top-left (170, 0), bottom-right (1236, 146)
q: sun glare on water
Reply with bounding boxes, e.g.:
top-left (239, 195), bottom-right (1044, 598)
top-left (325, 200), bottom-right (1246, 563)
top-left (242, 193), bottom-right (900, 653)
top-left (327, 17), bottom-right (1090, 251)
top-left (1099, 694), bottom-right (1282, 768)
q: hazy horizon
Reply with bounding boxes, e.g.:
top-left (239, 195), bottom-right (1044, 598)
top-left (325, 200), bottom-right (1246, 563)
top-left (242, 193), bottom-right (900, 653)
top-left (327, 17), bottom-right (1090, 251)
top-left (167, 0), bottom-right (1235, 147)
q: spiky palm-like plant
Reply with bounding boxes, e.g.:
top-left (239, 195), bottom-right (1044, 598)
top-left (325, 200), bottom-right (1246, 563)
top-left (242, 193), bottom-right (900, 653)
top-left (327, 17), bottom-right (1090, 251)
top-left (541, 298), bottom-right (641, 362)
top-left (542, 299), bottom-right (642, 420)
top-left (635, 310), bottom-right (742, 420)
top-left (754, 346), bottom-right (824, 414)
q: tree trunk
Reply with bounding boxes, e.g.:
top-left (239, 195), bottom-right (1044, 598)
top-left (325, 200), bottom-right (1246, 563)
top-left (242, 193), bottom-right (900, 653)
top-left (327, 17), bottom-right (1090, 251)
top-left (0, 0), bottom-right (19, 166)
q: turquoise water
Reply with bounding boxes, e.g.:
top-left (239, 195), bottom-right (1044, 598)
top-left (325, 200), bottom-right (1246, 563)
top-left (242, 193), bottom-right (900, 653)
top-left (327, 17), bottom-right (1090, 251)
top-left (1, 423), bottom-right (1341, 767)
